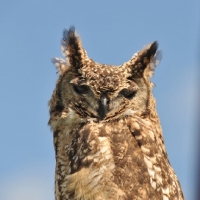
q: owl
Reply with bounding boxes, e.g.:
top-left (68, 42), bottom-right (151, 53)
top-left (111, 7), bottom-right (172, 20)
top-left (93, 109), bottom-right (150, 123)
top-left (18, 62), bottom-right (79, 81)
top-left (48, 27), bottom-right (184, 200)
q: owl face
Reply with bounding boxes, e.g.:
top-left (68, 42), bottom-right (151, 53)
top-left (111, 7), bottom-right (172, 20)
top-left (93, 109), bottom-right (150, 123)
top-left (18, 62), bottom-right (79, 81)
top-left (53, 27), bottom-right (160, 120)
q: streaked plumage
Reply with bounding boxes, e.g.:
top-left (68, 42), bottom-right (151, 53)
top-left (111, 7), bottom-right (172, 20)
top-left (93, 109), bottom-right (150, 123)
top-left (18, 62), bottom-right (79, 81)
top-left (49, 27), bottom-right (184, 200)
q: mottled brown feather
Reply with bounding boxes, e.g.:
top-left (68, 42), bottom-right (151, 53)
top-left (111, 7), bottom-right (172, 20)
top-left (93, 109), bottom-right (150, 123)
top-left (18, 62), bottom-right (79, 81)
top-left (49, 27), bottom-right (184, 200)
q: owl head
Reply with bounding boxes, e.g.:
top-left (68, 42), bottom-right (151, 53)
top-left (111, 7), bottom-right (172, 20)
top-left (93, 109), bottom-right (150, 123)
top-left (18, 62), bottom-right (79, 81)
top-left (51, 27), bottom-right (161, 121)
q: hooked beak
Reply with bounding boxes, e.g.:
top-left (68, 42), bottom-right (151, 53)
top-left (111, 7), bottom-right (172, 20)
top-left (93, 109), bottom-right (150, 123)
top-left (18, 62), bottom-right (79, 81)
top-left (98, 94), bottom-right (109, 119)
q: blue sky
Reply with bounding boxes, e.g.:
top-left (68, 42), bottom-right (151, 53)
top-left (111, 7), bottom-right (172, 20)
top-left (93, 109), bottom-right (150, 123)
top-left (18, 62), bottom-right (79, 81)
top-left (0, 1), bottom-right (199, 199)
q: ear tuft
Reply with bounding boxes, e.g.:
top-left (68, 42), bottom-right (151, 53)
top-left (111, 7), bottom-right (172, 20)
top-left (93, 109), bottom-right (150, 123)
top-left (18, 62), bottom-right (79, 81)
top-left (61, 26), bottom-right (87, 71)
top-left (148, 41), bottom-right (158, 57)
top-left (148, 49), bottom-right (162, 77)
top-left (122, 41), bottom-right (161, 78)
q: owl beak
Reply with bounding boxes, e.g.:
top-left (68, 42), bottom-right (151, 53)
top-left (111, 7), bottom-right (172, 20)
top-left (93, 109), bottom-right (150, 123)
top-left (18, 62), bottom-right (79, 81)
top-left (99, 94), bottom-right (109, 119)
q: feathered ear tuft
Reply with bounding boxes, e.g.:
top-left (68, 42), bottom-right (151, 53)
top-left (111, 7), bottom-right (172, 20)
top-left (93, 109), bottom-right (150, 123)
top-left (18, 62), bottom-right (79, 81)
top-left (122, 41), bottom-right (161, 79)
top-left (52, 57), bottom-right (70, 75)
top-left (61, 26), bottom-right (88, 71)
top-left (148, 49), bottom-right (162, 78)
top-left (147, 41), bottom-right (158, 58)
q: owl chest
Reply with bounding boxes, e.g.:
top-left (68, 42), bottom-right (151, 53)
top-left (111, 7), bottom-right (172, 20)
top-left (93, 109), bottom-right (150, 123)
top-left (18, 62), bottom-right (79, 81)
top-left (55, 117), bottom-right (181, 200)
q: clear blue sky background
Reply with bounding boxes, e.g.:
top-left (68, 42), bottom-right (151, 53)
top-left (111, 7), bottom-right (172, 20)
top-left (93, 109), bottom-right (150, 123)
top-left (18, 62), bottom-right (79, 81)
top-left (0, 1), bottom-right (199, 199)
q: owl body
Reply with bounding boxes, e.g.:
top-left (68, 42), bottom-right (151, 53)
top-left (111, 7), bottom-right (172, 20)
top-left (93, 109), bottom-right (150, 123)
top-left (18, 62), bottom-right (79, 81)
top-left (49, 27), bottom-right (184, 200)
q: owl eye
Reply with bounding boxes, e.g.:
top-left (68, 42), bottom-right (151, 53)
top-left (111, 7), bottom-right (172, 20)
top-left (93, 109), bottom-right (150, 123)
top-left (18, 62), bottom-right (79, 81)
top-left (73, 85), bottom-right (90, 94)
top-left (120, 88), bottom-right (136, 99)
